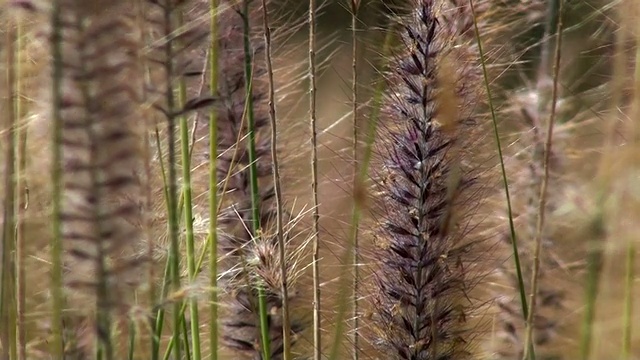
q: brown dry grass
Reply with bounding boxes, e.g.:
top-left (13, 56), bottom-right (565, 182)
top-left (0, 0), bottom-right (639, 359)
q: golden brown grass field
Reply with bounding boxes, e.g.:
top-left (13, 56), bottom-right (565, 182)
top-left (0, 0), bottom-right (639, 359)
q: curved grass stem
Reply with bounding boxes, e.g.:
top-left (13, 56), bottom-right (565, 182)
top-left (523, 1), bottom-right (564, 359)
top-left (260, 1), bottom-right (292, 359)
top-left (241, 1), bottom-right (271, 357)
top-left (469, 0), bottom-right (530, 341)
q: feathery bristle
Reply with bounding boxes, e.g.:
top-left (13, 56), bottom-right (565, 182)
top-left (366, 1), bottom-right (488, 359)
top-left (221, 207), bottom-right (309, 359)
top-left (202, 1), bottom-right (305, 358)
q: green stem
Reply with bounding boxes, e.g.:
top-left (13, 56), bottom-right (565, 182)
top-left (176, 8), bottom-right (202, 359)
top-left (49, 1), bottom-right (65, 356)
top-left (128, 320), bottom-right (136, 360)
top-left (208, 1), bottom-right (219, 359)
top-left (621, 237), bottom-right (635, 359)
top-left (161, 1), bottom-right (182, 358)
top-left (469, 0), bottom-right (529, 330)
top-left (154, 253), bottom-right (172, 360)
top-left (241, 1), bottom-right (271, 358)
top-left (2, 20), bottom-right (18, 360)
top-left (152, 128), bottom-right (171, 360)
top-left (579, 208), bottom-right (605, 360)
top-left (15, 16), bottom-right (28, 360)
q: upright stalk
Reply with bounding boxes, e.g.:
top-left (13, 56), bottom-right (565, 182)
top-left (620, 6), bottom-right (640, 357)
top-left (350, 2), bottom-right (360, 359)
top-left (176, 8), bottom-right (202, 359)
top-left (49, 1), bottom-right (65, 356)
top-left (15, 15), bottom-right (27, 360)
top-left (1, 19), bottom-right (18, 360)
top-left (470, 0), bottom-right (530, 335)
top-left (621, 237), bottom-right (635, 359)
top-left (523, 1), bottom-right (564, 359)
top-left (308, 0), bottom-right (321, 357)
top-left (208, 1), bottom-right (219, 359)
top-left (161, 1), bottom-right (183, 358)
top-left (260, 1), bottom-right (292, 359)
top-left (240, 1), bottom-right (271, 357)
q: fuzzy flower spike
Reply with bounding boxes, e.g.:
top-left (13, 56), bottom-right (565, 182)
top-left (367, 0), bottom-right (488, 359)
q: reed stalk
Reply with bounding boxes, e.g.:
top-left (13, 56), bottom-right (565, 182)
top-left (208, 1), bottom-right (220, 359)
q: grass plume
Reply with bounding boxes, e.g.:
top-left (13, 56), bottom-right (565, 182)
top-left (1, 0), bottom-right (638, 359)
top-left (365, 0), bottom-right (489, 358)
